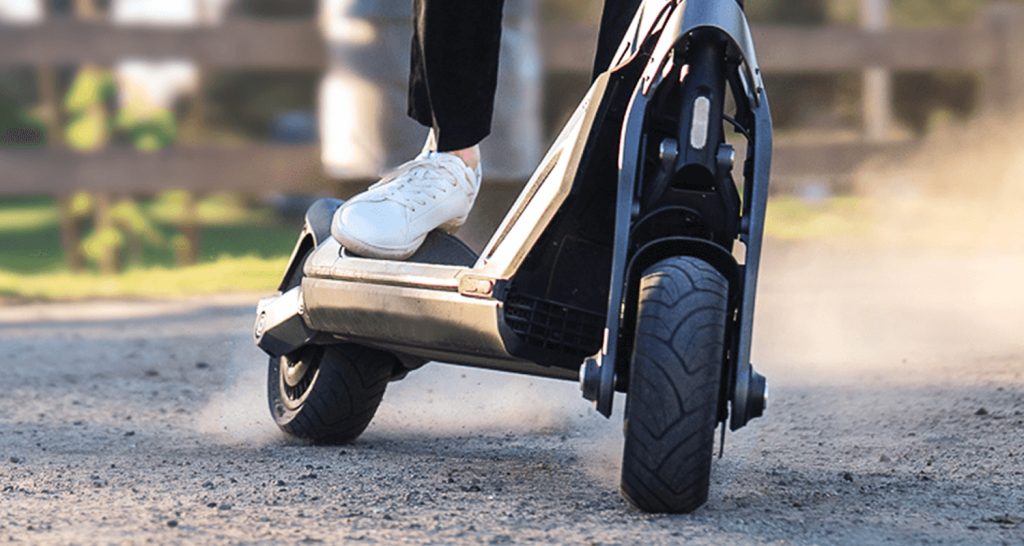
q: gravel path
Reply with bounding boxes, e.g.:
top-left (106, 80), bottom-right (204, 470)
top-left (2, 245), bottom-right (1023, 545)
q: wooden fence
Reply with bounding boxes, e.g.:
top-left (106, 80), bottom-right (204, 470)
top-left (3, 4), bottom-right (1024, 198)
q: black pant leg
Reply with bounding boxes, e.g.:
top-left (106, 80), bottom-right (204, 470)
top-left (593, 0), bottom-right (643, 80)
top-left (408, 0), bottom-right (505, 152)
top-left (408, 0), bottom-right (641, 151)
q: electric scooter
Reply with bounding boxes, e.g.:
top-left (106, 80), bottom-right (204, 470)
top-left (254, 0), bottom-right (770, 513)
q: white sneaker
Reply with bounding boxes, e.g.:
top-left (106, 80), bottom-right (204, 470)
top-left (331, 149), bottom-right (482, 260)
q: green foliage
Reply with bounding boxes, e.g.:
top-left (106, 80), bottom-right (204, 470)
top-left (110, 199), bottom-right (164, 245)
top-left (63, 67), bottom-right (116, 151)
top-left (64, 106), bottom-right (110, 151)
top-left (0, 99), bottom-right (45, 148)
top-left (63, 67), bottom-right (115, 112)
top-left (81, 225), bottom-right (125, 266)
top-left (0, 195), bottom-right (297, 287)
top-left (70, 192), bottom-right (95, 218)
top-left (115, 101), bottom-right (177, 151)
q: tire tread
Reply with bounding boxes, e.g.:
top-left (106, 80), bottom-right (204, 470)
top-left (621, 256), bottom-right (728, 513)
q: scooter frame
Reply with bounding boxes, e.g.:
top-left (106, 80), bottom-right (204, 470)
top-left (255, 0), bottom-right (769, 432)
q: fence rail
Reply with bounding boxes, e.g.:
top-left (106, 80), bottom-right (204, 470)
top-left (0, 141), bottom-right (905, 196)
top-left (1, 5), bottom-right (1023, 197)
top-left (542, 23), bottom-right (998, 73)
top-left (0, 19), bottom-right (324, 68)
top-left (0, 145), bottom-right (324, 195)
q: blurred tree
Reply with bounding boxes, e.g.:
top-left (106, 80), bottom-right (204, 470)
top-left (204, 71), bottom-right (319, 140)
top-left (63, 66), bottom-right (115, 151)
top-left (0, 69), bottom-right (45, 147)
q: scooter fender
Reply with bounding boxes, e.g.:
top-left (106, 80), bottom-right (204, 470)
top-left (589, 0), bottom-right (770, 430)
top-left (277, 198), bottom-right (344, 293)
top-left (255, 198), bottom-right (343, 358)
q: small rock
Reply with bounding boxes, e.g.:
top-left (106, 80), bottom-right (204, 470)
top-left (144, 369), bottom-right (160, 377)
top-left (275, 480), bottom-right (286, 487)
top-left (841, 472), bottom-right (854, 482)
top-left (983, 514), bottom-right (1022, 526)
top-left (879, 455), bottom-right (891, 463)
top-left (195, 362), bottom-right (210, 369)
top-left (9, 456), bottom-right (22, 464)
top-left (123, 431), bottom-right (135, 437)
top-left (975, 407), bottom-right (989, 416)
top-left (166, 520), bottom-right (178, 528)
top-left (218, 502), bottom-right (232, 510)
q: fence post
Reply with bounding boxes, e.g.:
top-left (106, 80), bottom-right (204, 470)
top-left (982, 3), bottom-right (1024, 112)
top-left (36, 2), bottom-right (86, 272)
top-left (178, 193), bottom-right (201, 266)
top-left (861, 0), bottom-right (892, 142)
top-left (93, 193), bottom-right (121, 275)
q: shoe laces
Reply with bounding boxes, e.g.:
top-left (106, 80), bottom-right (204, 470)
top-left (369, 153), bottom-right (475, 211)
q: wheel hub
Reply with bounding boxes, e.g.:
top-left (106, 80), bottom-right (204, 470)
top-left (278, 346), bottom-right (322, 410)
top-left (283, 359), bottom-right (309, 388)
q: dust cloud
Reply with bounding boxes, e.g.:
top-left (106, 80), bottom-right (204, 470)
top-left (195, 333), bottom-right (284, 446)
top-left (754, 112), bottom-right (1024, 385)
top-left (201, 112), bottom-right (1024, 484)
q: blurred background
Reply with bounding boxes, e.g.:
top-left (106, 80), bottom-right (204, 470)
top-left (1, 0), bottom-right (1023, 300)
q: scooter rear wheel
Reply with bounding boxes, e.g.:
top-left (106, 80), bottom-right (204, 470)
top-left (268, 343), bottom-right (394, 444)
top-left (621, 256), bottom-right (728, 513)
top-left (266, 247), bottom-right (396, 444)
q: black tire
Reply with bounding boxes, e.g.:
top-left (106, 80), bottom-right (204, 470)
top-left (266, 244), bottom-right (396, 444)
top-left (621, 256), bottom-right (728, 513)
top-left (268, 343), bottom-right (395, 444)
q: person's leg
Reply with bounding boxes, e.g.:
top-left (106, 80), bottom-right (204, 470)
top-left (333, 1), bottom-right (503, 260)
top-left (592, 0), bottom-right (643, 80)
top-left (408, 0), bottom-right (505, 159)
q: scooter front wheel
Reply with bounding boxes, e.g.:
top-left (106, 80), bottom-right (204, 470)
top-left (621, 256), bottom-right (728, 513)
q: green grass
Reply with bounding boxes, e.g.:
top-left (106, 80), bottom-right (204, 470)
top-left (0, 195), bottom-right (299, 300)
top-left (764, 195), bottom-right (868, 241)
top-left (0, 256), bottom-right (289, 300)
top-left (0, 193), bottom-right (864, 301)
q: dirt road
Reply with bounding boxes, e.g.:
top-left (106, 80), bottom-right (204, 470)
top-left (2, 244), bottom-right (1023, 545)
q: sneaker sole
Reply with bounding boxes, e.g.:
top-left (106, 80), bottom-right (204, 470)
top-left (333, 230), bottom-right (427, 261)
top-left (438, 215), bottom-right (467, 234)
